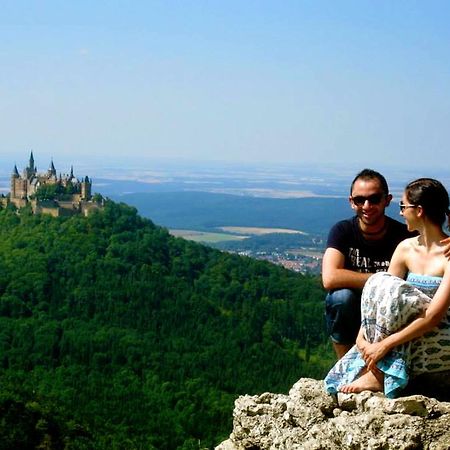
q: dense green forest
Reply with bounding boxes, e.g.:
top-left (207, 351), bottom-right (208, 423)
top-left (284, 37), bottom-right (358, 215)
top-left (0, 201), bottom-right (333, 449)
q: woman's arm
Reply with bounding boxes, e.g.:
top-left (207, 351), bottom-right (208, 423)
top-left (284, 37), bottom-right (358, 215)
top-left (355, 242), bottom-right (409, 367)
top-left (355, 327), bottom-right (365, 350)
top-left (387, 239), bottom-right (409, 279)
top-left (363, 264), bottom-right (450, 370)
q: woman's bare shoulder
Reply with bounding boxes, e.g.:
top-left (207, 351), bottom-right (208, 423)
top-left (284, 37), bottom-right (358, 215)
top-left (398, 237), bottom-right (418, 250)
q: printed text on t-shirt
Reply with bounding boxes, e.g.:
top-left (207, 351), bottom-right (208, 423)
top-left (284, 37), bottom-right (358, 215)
top-left (348, 247), bottom-right (390, 273)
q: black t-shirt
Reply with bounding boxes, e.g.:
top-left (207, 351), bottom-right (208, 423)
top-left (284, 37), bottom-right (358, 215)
top-left (326, 216), bottom-right (411, 274)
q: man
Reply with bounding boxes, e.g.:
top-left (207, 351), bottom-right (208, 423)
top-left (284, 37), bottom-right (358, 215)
top-left (322, 169), bottom-right (412, 359)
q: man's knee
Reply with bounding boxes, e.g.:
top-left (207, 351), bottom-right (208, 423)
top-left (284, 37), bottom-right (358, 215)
top-left (326, 288), bottom-right (359, 307)
top-left (325, 289), bottom-right (361, 345)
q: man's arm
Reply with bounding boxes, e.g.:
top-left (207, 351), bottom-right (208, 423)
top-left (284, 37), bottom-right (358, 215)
top-left (322, 247), bottom-right (371, 290)
top-left (441, 236), bottom-right (450, 259)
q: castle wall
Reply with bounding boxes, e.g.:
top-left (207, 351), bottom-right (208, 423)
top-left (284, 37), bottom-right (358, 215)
top-left (34, 206), bottom-right (60, 218)
top-left (81, 201), bottom-right (102, 217)
top-left (10, 198), bottom-right (28, 209)
top-left (57, 201), bottom-right (81, 212)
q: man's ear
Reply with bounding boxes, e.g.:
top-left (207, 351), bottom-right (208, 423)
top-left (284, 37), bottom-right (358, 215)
top-left (349, 196), bottom-right (356, 209)
top-left (385, 194), bottom-right (393, 207)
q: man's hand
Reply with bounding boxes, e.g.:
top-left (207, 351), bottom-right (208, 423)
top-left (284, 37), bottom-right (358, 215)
top-left (441, 236), bottom-right (450, 259)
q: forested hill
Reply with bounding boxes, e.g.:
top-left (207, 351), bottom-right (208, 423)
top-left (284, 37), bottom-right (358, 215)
top-left (0, 201), bottom-right (332, 449)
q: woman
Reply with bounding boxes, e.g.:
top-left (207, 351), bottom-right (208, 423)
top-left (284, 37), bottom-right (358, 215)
top-left (325, 178), bottom-right (450, 398)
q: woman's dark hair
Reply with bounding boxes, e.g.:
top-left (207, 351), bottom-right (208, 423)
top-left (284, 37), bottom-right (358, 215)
top-left (405, 178), bottom-right (450, 228)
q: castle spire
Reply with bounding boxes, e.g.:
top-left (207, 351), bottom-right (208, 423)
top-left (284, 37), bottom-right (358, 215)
top-left (12, 164), bottom-right (19, 177)
top-left (29, 150), bottom-right (35, 170)
top-left (48, 158), bottom-right (57, 176)
top-left (23, 150), bottom-right (37, 179)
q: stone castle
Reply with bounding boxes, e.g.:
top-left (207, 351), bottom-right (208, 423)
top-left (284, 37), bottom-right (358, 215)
top-left (0, 152), bottom-right (102, 216)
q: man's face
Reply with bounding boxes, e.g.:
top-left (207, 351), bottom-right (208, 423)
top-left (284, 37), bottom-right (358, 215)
top-left (349, 178), bottom-right (392, 227)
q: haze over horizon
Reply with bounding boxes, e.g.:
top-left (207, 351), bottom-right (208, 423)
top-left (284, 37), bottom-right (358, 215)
top-left (1, 2), bottom-right (450, 171)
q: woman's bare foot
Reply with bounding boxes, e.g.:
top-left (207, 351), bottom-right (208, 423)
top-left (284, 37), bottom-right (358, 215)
top-left (340, 369), bottom-right (383, 394)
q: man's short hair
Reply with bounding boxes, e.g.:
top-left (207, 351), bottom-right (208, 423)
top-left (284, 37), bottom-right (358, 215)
top-left (350, 169), bottom-right (389, 196)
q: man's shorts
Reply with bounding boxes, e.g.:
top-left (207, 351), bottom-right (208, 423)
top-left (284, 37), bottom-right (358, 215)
top-left (325, 288), bottom-right (361, 345)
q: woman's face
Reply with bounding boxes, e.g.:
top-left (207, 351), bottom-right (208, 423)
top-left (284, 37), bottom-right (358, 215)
top-left (400, 193), bottom-right (419, 231)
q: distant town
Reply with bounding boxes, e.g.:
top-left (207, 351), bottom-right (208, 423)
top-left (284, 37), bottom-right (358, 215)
top-left (169, 227), bottom-right (325, 275)
top-left (238, 249), bottom-right (323, 275)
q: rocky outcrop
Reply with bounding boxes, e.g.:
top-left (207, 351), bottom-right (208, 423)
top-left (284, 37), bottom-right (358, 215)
top-left (216, 378), bottom-right (450, 449)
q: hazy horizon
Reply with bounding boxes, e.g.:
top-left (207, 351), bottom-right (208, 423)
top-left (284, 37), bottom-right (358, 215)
top-left (2, 152), bottom-right (449, 203)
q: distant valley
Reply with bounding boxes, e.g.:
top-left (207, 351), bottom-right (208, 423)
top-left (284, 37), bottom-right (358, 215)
top-left (111, 191), bottom-right (349, 274)
top-left (3, 160), bottom-right (447, 275)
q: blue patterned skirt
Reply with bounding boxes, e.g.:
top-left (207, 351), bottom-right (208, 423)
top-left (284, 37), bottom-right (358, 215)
top-left (324, 272), bottom-right (449, 398)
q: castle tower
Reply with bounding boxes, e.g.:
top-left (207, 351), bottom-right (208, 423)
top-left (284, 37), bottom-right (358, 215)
top-left (81, 176), bottom-right (92, 200)
top-left (11, 164), bottom-right (19, 198)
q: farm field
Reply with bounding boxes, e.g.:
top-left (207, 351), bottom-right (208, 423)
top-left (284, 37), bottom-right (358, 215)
top-left (170, 226), bottom-right (309, 244)
top-left (219, 226), bottom-right (307, 235)
top-left (169, 229), bottom-right (248, 243)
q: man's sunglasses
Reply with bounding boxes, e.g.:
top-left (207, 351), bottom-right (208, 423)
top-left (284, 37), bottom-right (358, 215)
top-left (351, 194), bottom-right (384, 206)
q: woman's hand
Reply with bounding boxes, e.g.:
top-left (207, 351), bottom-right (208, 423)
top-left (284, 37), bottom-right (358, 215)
top-left (356, 332), bottom-right (368, 353)
top-left (360, 341), bottom-right (389, 371)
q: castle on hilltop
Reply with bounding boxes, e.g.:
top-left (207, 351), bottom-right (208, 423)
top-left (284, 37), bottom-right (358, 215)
top-left (0, 151), bottom-right (103, 216)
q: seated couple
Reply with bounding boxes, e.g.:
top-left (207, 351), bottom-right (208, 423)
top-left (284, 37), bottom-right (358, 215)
top-left (325, 177), bottom-right (450, 398)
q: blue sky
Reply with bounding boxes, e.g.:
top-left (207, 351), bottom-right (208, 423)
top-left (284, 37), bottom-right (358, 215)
top-left (1, 1), bottom-right (450, 170)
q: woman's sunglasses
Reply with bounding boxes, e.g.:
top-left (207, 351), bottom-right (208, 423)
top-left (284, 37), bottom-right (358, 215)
top-left (399, 202), bottom-right (417, 212)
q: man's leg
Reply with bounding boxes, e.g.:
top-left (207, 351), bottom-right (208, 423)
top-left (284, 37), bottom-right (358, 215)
top-left (332, 342), bottom-right (352, 360)
top-left (325, 289), bottom-right (361, 359)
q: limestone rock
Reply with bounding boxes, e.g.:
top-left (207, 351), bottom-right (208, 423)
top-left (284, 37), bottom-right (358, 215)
top-left (216, 378), bottom-right (450, 450)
